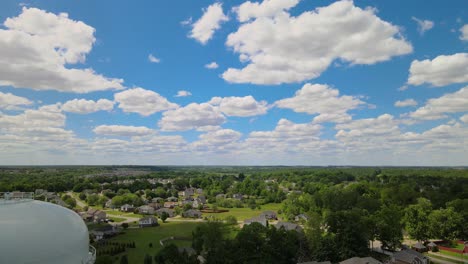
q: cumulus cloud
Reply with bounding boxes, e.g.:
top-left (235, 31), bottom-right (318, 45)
top-left (114, 87), bottom-right (178, 116)
top-left (244, 118), bottom-right (323, 152)
top-left (234, 0), bottom-right (300, 22)
top-left (191, 129), bottom-right (242, 152)
top-left (275, 84), bottom-right (365, 123)
top-left (394, 99), bottom-right (418, 107)
top-left (209, 95), bottom-right (268, 117)
top-left (61, 99), bottom-right (114, 114)
top-left (0, 91), bottom-right (33, 110)
top-left (205, 62), bottom-right (219, 69)
top-left (460, 114), bottom-right (468, 123)
top-left (223, 0), bottom-right (412, 84)
top-left (412, 17), bottom-right (434, 35)
top-left (159, 103), bottom-right (225, 131)
top-left (148, 54), bottom-right (161, 63)
top-left (408, 53), bottom-right (468, 87)
top-left (460, 24), bottom-right (468, 41)
top-left (189, 3), bottom-right (229, 44)
top-left (407, 86), bottom-right (468, 120)
top-left (0, 7), bottom-right (124, 93)
top-left (175, 90), bottom-right (192, 97)
top-left (93, 125), bottom-right (154, 137)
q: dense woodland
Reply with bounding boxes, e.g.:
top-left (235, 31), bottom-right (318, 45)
top-left (1, 166), bottom-right (467, 263)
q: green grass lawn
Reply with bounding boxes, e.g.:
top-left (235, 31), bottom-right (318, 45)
top-left (439, 249), bottom-right (468, 259)
top-left (101, 221), bottom-right (201, 263)
top-left (105, 210), bottom-right (145, 219)
top-left (108, 216), bottom-right (126, 223)
top-left (203, 203), bottom-right (282, 221)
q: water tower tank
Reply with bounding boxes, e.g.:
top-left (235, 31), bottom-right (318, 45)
top-left (0, 194), bottom-right (95, 264)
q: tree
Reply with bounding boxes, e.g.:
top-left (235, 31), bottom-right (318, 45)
top-left (428, 208), bottom-right (463, 241)
top-left (373, 204), bottom-right (404, 250)
top-left (122, 223), bottom-right (129, 229)
top-left (225, 215), bottom-right (237, 225)
top-left (120, 255), bottom-right (129, 264)
top-left (79, 192), bottom-right (86, 200)
top-left (161, 212), bottom-right (169, 223)
top-left (404, 198), bottom-right (432, 241)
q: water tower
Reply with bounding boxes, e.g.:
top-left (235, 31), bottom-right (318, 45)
top-left (0, 192), bottom-right (96, 264)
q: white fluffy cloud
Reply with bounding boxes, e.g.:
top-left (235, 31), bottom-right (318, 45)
top-left (408, 53), bottom-right (468, 87)
top-left (209, 95), bottom-right (268, 117)
top-left (234, 0), bottom-right (300, 22)
top-left (61, 99), bottom-right (114, 114)
top-left (191, 129), bottom-right (242, 152)
top-left (0, 91), bottom-right (33, 110)
top-left (460, 24), bottom-right (468, 41)
top-left (407, 86), bottom-right (468, 120)
top-left (223, 0), bottom-right (412, 84)
top-left (148, 54), bottom-right (160, 63)
top-left (0, 7), bottom-right (124, 93)
top-left (114, 87), bottom-right (178, 116)
top-left (394, 99), bottom-right (418, 107)
top-left (460, 114), bottom-right (468, 123)
top-left (189, 3), bottom-right (229, 44)
top-left (175, 90), bottom-right (192, 97)
top-left (159, 103), bottom-right (225, 131)
top-left (275, 84), bottom-right (365, 123)
top-left (93, 125), bottom-right (154, 137)
top-left (205, 62), bottom-right (219, 69)
top-left (412, 17), bottom-right (434, 35)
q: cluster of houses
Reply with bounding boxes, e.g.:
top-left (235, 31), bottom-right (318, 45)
top-left (79, 208), bottom-right (107, 223)
top-left (298, 249), bottom-right (428, 264)
top-left (115, 187), bottom-right (207, 220)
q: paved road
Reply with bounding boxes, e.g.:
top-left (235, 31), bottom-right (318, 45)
top-left (66, 192), bottom-right (87, 208)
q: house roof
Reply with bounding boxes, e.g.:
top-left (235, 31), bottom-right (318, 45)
top-left (339, 257), bottom-right (381, 264)
top-left (427, 242), bottom-right (437, 247)
top-left (393, 249), bottom-right (426, 263)
top-left (413, 242), bottom-right (426, 249)
top-left (275, 222), bottom-right (302, 232)
top-left (139, 216), bottom-right (156, 222)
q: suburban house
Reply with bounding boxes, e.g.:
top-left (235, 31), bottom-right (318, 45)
top-left (120, 204), bottom-right (134, 212)
top-left (139, 216), bottom-right (158, 227)
top-left (411, 242), bottom-right (427, 252)
top-left (81, 208), bottom-right (106, 223)
top-left (260, 210), bottom-right (277, 220)
top-left (90, 225), bottom-right (118, 240)
top-left (391, 249), bottom-right (429, 264)
top-left (182, 188), bottom-right (195, 197)
top-left (193, 197), bottom-right (206, 208)
top-left (156, 208), bottom-right (175, 218)
top-left (275, 222), bottom-right (303, 232)
top-left (152, 197), bottom-right (164, 203)
top-left (244, 216), bottom-right (268, 227)
top-left (295, 214), bottom-right (310, 222)
top-left (232, 193), bottom-right (243, 200)
top-left (426, 242), bottom-right (437, 251)
top-left (138, 205), bottom-right (155, 215)
top-left (148, 202), bottom-right (163, 210)
top-left (339, 257), bottom-right (381, 264)
top-left (196, 188), bottom-right (203, 194)
top-left (181, 197), bottom-right (194, 206)
top-left (166, 196), bottom-right (178, 202)
top-left (164, 201), bottom-right (179, 208)
top-left (182, 209), bottom-right (202, 218)
top-left (104, 200), bottom-right (113, 209)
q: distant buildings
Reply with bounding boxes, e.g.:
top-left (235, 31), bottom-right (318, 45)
top-left (139, 216), bottom-right (158, 227)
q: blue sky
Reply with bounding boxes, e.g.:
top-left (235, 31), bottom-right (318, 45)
top-left (0, 0), bottom-right (467, 165)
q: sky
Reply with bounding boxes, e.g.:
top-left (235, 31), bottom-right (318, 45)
top-left (0, 0), bottom-right (467, 166)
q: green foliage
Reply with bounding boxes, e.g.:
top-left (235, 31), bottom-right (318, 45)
top-left (373, 204), bottom-right (404, 250)
top-left (225, 215), bottom-right (237, 225)
top-left (404, 198), bottom-right (432, 241)
top-left (120, 255), bottom-right (129, 264)
top-left (161, 212), bottom-right (169, 223)
top-left (428, 207), bottom-right (463, 240)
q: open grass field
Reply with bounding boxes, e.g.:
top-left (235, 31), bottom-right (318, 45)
top-left (105, 209), bottom-right (145, 219)
top-left (202, 203), bottom-right (282, 221)
top-left (108, 216), bottom-right (126, 223)
top-left (103, 221), bottom-right (201, 263)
